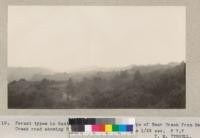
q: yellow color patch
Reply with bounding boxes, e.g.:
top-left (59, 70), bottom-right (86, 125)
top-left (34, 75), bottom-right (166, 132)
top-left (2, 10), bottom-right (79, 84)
top-left (105, 124), bottom-right (112, 132)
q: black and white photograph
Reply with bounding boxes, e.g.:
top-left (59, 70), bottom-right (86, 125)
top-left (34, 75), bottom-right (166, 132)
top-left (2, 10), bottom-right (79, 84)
top-left (8, 6), bottom-right (186, 109)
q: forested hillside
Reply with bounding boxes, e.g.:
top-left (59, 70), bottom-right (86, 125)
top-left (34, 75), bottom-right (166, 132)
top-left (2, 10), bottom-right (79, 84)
top-left (8, 62), bottom-right (185, 109)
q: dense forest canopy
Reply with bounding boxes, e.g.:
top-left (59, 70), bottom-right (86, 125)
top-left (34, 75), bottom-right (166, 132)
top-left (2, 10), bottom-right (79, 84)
top-left (8, 62), bottom-right (186, 109)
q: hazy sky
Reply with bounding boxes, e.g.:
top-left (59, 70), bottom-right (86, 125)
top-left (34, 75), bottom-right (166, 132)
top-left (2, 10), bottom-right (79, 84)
top-left (8, 6), bottom-right (185, 72)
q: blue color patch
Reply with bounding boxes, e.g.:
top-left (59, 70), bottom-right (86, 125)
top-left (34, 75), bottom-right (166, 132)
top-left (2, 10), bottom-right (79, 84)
top-left (118, 125), bottom-right (127, 132)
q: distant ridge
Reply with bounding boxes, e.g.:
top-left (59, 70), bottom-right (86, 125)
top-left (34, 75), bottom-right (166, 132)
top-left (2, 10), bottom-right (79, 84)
top-left (8, 62), bottom-right (182, 82)
top-left (8, 67), bottom-right (52, 82)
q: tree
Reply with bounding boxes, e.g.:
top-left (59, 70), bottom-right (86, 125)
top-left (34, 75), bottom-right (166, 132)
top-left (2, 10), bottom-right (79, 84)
top-left (66, 78), bottom-right (75, 96)
top-left (134, 70), bottom-right (143, 81)
top-left (131, 70), bottom-right (144, 89)
top-left (119, 70), bottom-right (129, 79)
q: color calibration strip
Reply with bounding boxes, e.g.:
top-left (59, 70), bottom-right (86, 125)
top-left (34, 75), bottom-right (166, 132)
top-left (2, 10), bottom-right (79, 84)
top-left (68, 118), bottom-right (135, 134)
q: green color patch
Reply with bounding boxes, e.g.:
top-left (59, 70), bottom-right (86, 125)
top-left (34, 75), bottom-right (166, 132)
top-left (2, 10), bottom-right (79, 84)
top-left (112, 125), bottom-right (119, 131)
